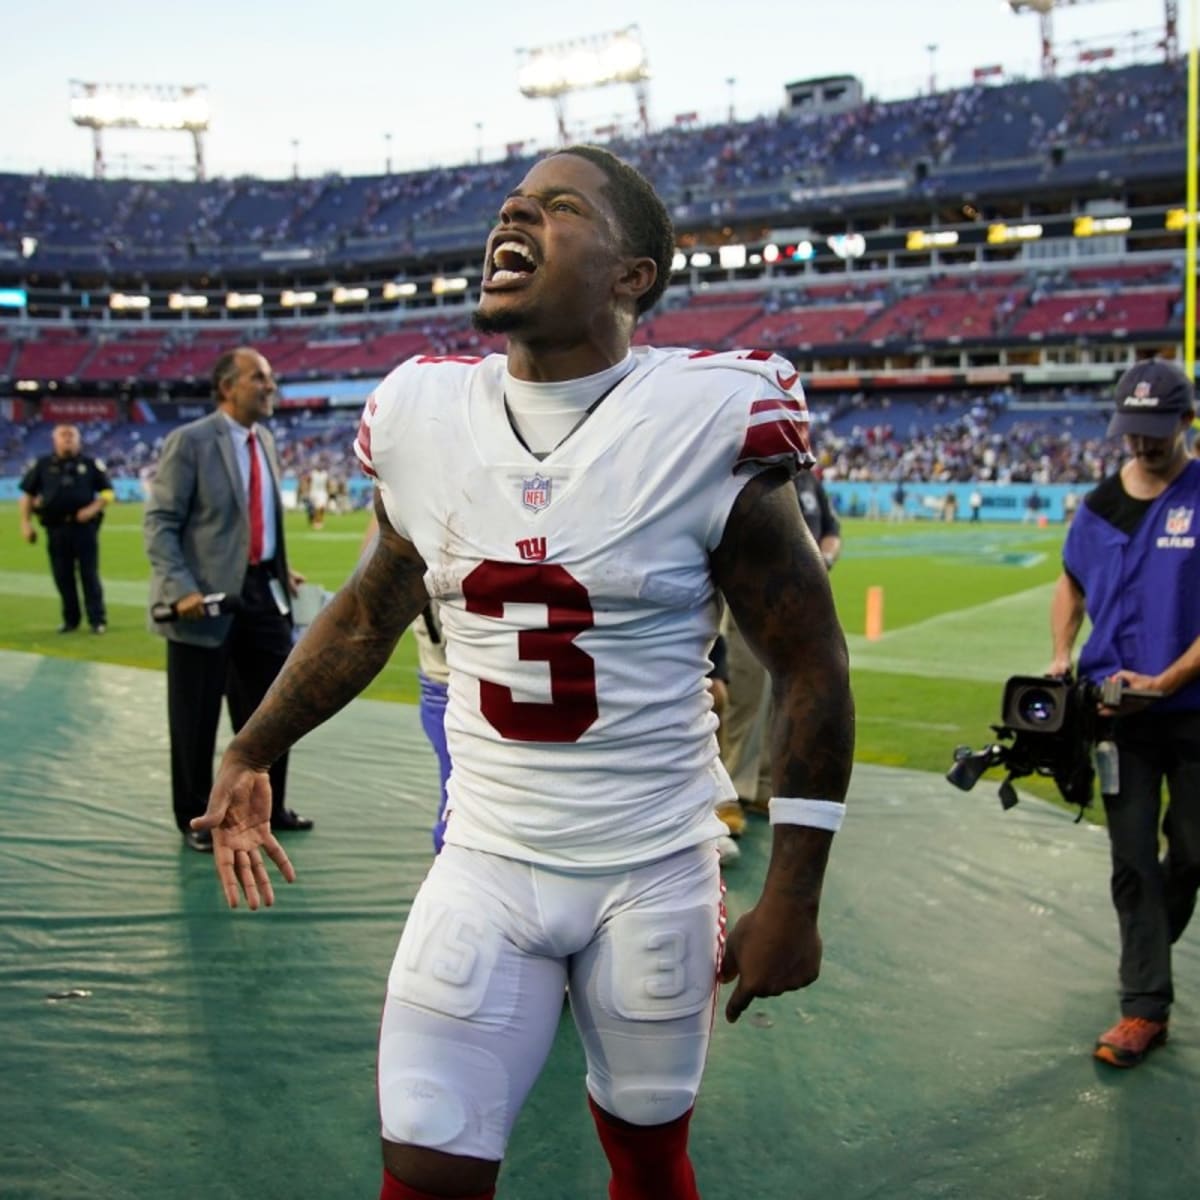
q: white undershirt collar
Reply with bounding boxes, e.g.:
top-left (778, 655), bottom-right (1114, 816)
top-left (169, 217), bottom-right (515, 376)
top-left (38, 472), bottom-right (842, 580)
top-left (503, 353), bottom-right (635, 457)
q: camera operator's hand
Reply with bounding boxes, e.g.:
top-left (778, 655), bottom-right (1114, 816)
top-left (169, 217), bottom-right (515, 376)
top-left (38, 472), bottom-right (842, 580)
top-left (1046, 655), bottom-right (1073, 679)
top-left (1099, 670), bottom-right (1163, 716)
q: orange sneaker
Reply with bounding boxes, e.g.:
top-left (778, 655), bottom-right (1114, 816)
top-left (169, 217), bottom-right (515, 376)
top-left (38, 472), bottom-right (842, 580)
top-left (1093, 1017), bottom-right (1168, 1067)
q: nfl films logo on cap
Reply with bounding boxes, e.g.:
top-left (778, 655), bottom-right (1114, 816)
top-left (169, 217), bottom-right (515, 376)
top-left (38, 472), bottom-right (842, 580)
top-left (1125, 380), bottom-right (1160, 408)
top-left (521, 473), bottom-right (552, 512)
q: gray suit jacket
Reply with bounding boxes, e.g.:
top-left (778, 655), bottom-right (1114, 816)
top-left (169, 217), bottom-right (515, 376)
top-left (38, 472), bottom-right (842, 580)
top-left (144, 410), bottom-right (291, 647)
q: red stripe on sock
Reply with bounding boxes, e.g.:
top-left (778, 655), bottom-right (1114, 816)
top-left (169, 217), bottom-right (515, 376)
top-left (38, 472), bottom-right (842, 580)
top-left (380, 1170), bottom-right (494, 1200)
top-left (588, 1096), bottom-right (700, 1200)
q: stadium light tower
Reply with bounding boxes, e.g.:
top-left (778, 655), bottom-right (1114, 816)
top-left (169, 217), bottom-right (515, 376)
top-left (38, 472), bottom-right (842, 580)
top-left (1008, 1), bottom-right (1180, 76)
top-left (517, 26), bottom-right (651, 144)
top-left (69, 81), bottom-right (210, 180)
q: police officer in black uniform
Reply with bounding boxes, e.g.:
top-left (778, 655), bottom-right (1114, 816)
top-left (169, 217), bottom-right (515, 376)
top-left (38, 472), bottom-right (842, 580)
top-left (19, 423), bottom-right (114, 633)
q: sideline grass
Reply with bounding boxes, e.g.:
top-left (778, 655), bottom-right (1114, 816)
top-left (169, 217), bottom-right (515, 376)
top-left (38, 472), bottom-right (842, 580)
top-left (1, 503), bottom-right (1079, 812)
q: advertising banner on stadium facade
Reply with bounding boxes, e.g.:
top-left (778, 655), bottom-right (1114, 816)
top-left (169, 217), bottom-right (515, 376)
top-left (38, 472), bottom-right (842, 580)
top-left (39, 398), bottom-right (120, 422)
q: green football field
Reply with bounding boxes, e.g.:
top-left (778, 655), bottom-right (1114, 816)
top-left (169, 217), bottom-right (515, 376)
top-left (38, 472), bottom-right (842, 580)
top-left (0, 501), bottom-right (1076, 809)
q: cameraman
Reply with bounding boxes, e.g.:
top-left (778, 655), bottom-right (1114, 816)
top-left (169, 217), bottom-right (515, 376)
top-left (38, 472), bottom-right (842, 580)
top-left (1049, 358), bottom-right (1200, 1069)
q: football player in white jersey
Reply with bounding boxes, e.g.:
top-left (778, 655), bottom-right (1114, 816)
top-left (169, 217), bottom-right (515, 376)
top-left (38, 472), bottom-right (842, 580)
top-left (192, 146), bottom-right (854, 1200)
top-left (307, 464), bottom-right (330, 529)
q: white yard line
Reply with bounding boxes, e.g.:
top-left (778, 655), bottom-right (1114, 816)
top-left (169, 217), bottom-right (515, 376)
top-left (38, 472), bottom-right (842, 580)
top-left (847, 581), bottom-right (1068, 682)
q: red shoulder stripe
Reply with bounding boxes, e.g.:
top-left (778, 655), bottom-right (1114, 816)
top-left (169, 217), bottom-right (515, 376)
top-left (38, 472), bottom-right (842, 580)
top-left (750, 397), bottom-right (806, 417)
top-left (735, 417), bottom-right (811, 469)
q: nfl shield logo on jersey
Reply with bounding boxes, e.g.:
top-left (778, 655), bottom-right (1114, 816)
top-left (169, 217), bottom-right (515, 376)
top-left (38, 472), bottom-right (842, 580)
top-left (521, 473), bottom-right (553, 512)
top-left (1165, 506), bottom-right (1193, 536)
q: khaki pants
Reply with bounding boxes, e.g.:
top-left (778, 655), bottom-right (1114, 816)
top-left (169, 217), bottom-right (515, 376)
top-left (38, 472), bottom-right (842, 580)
top-left (719, 613), bottom-right (772, 805)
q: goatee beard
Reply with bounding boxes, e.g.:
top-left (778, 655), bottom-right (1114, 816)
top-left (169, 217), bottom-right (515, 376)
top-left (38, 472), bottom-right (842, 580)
top-left (472, 307), bottom-right (525, 335)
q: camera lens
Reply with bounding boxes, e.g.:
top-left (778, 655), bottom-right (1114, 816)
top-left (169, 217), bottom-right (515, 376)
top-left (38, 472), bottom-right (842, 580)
top-left (1018, 688), bottom-right (1058, 724)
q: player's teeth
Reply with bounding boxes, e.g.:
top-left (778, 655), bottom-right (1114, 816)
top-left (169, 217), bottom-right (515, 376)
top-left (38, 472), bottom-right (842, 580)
top-left (492, 269), bottom-right (525, 284)
top-left (492, 241), bottom-right (534, 270)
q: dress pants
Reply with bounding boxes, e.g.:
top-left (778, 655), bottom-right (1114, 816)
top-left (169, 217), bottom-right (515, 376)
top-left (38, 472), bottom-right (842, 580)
top-left (1103, 709), bottom-right (1200, 1022)
top-left (46, 522), bottom-right (106, 629)
top-left (166, 566), bottom-right (293, 832)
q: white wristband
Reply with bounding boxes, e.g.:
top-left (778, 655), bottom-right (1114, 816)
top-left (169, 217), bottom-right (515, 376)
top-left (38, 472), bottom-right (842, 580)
top-left (769, 797), bottom-right (845, 832)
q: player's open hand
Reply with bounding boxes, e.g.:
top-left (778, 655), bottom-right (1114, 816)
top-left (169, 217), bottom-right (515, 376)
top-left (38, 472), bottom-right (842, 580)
top-left (719, 892), bottom-right (823, 1023)
top-left (190, 755), bottom-right (295, 910)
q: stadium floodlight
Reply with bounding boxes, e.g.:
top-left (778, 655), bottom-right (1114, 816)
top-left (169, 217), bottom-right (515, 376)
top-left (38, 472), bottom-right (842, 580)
top-left (70, 81), bottom-right (210, 180)
top-left (517, 26), bottom-right (652, 142)
top-left (333, 286), bottom-right (370, 305)
top-left (432, 276), bottom-right (469, 295)
top-left (383, 281), bottom-right (418, 300)
top-left (226, 292), bottom-right (264, 310)
top-left (281, 290), bottom-right (318, 307)
top-left (517, 27), bottom-right (648, 96)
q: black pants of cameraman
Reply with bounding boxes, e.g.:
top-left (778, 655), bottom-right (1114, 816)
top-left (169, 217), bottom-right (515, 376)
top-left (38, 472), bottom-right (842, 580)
top-left (1104, 709), bottom-right (1200, 1023)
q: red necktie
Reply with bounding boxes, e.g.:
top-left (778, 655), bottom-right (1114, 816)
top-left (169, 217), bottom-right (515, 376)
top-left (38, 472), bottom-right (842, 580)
top-left (247, 430), bottom-right (264, 564)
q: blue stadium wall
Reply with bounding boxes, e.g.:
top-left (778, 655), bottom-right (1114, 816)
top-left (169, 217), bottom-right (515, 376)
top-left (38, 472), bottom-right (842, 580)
top-left (0, 475), bottom-right (1083, 523)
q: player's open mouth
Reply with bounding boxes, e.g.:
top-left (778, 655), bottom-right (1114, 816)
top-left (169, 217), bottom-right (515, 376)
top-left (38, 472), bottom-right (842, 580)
top-left (485, 239), bottom-right (538, 288)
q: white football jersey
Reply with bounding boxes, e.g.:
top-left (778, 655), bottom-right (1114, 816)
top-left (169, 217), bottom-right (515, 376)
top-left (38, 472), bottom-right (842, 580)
top-left (308, 468), bottom-right (330, 504)
top-left (355, 345), bottom-right (812, 868)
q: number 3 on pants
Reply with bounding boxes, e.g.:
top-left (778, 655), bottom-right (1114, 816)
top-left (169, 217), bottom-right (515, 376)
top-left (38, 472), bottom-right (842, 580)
top-left (462, 559), bottom-right (599, 742)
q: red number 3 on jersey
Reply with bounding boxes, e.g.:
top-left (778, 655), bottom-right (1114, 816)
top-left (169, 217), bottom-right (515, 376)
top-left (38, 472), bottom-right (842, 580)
top-left (462, 560), bottom-right (599, 742)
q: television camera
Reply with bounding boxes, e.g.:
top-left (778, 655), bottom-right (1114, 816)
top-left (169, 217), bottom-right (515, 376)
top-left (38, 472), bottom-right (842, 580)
top-left (946, 674), bottom-right (1157, 818)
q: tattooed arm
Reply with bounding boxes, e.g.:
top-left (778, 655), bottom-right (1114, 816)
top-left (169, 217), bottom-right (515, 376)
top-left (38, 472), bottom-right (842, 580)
top-left (193, 491), bottom-right (430, 909)
top-left (710, 469), bottom-right (855, 1021)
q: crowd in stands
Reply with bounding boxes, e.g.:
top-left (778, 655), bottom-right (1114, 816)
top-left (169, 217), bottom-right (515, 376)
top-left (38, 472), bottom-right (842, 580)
top-left (0, 61), bottom-right (1189, 499)
top-left (814, 389), bottom-right (1121, 485)
top-left (0, 382), bottom-right (1134, 494)
top-left (0, 62), bottom-right (1185, 269)
top-left (0, 257), bottom-right (1183, 388)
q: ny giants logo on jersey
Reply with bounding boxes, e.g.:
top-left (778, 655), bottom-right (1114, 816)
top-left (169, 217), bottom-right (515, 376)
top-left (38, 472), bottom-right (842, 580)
top-left (516, 537), bottom-right (548, 561)
top-left (521, 473), bottom-right (553, 512)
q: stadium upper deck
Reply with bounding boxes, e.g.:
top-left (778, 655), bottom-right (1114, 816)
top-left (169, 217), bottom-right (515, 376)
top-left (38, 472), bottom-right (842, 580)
top-left (0, 61), bottom-right (1186, 278)
top-left (0, 59), bottom-right (1190, 413)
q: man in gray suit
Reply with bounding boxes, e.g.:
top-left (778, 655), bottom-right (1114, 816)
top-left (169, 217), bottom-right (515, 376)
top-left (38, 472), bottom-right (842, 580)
top-left (145, 346), bottom-right (313, 851)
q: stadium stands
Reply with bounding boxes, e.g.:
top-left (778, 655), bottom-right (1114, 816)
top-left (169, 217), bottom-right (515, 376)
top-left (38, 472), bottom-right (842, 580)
top-left (0, 61), bottom-right (1185, 271)
top-left (0, 260), bottom-right (1182, 386)
top-left (0, 57), bottom-right (1191, 494)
